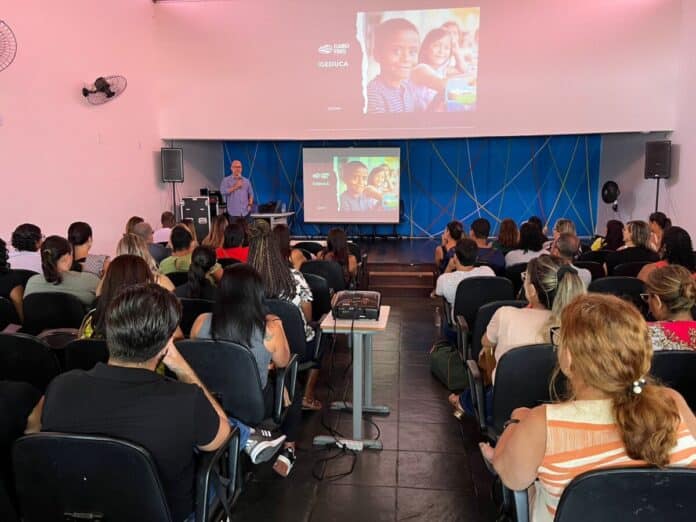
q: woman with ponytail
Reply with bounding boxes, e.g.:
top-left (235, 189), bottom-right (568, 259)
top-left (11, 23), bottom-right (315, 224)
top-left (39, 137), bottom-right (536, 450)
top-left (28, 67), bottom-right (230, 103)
top-left (643, 264), bottom-right (696, 351)
top-left (480, 293), bottom-right (696, 522)
top-left (175, 246), bottom-right (218, 300)
top-left (24, 235), bottom-right (99, 306)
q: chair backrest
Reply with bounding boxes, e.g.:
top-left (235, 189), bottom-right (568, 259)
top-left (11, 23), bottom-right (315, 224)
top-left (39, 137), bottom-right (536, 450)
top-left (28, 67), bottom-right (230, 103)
top-left (166, 272), bottom-right (189, 287)
top-left (13, 432), bottom-right (172, 522)
top-left (572, 261), bottom-right (604, 281)
top-left (176, 339), bottom-right (266, 425)
top-left (651, 350), bottom-right (696, 411)
top-left (0, 296), bottom-right (21, 329)
top-left (302, 273), bottom-right (331, 322)
top-left (0, 333), bottom-right (61, 391)
top-left (588, 276), bottom-right (646, 315)
top-left (22, 293), bottom-right (86, 335)
top-left (491, 344), bottom-right (558, 435)
top-left (504, 263), bottom-right (528, 296)
top-left (453, 277), bottom-right (515, 331)
top-left (293, 241), bottom-right (323, 255)
top-left (346, 242), bottom-right (361, 260)
top-left (470, 300), bottom-right (527, 360)
top-left (612, 261), bottom-right (650, 278)
top-left (63, 338), bottom-right (109, 371)
top-left (179, 298), bottom-right (214, 337)
top-left (265, 298), bottom-right (307, 362)
top-left (578, 249), bottom-right (612, 264)
top-left (217, 258), bottom-right (241, 268)
top-left (301, 260), bottom-right (346, 294)
top-left (554, 467), bottom-right (696, 522)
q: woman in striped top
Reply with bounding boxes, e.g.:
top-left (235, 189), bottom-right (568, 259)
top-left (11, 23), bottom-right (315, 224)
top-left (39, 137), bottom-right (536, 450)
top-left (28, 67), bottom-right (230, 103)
top-left (480, 293), bottom-right (696, 522)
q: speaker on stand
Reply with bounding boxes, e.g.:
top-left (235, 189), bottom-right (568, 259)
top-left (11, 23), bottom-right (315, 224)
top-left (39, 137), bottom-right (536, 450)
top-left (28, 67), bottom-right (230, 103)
top-left (644, 140), bottom-right (671, 213)
top-left (161, 148), bottom-right (184, 218)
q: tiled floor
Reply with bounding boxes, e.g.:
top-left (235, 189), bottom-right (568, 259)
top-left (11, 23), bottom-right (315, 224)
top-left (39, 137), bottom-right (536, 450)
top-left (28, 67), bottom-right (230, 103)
top-left (230, 297), bottom-right (496, 522)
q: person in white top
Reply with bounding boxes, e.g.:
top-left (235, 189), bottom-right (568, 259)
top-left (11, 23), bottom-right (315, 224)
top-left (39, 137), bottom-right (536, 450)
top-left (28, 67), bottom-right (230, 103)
top-left (433, 238), bottom-right (496, 315)
top-left (153, 211), bottom-right (176, 244)
top-left (504, 222), bottom-right (549, 267)
top-left (550, 233), bottom-right (591, 287)
top-left (448, 254), bottom-right (586, 417)
top-left (8, 223), bottom-right (43, 274)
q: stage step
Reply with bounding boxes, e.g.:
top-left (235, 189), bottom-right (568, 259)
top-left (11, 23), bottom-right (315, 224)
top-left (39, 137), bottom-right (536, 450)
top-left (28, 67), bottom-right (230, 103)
top-left (367, 263), bottom-right (436, 297)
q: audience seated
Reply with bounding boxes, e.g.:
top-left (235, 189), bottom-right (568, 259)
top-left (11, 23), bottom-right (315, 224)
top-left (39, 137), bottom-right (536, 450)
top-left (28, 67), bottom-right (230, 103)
top-left (590, 219), bottom-right (624, 251)
top-left (605, 220), bottom-right (659, 275)
top-left (551, 233), bottom-right (591, 287)
top-left (649, 211), bottom-right (672, 252)
top-left (175, 246), bottom-right (218, 301)
top-left (124, 215), bottom-right (144, 235)
top-left (435, 220), bottom-right (464, 274)
top-left (273, 224), bottom-right (306, 270)
top-left (470, 218), bottom-right (504, 272)
top-left (24, 235), bottom-right (99, 307)
top-left (0, 239), bottom-right (25, 321)
top-left (191, 265), bottom-right (300, 477)
top-left (492, 218), bottom-right (518, 255)
top-left (180, 218), bottom-right (199, 247)
top-left (480, 293), bottom-right (696, 522)
top-left (433, 238), bottom-right (495, 317)
top-left (8, 224), bottom-right (43, 274)
top-left (527, 215), bottom-right (548, 240)
top-left (132, 221), bottom-right (170, 265)
top-left (215, 222), bottom-right (249, 262)
top-left (317, 228), bottom-right (358, 285)
top-left (543, 218), bottom-right (576, 251)
top-left (153, 211), bottom-right (176, 244)
top-left (638, 226), bottom-right (695, 282)
top-left (160, 225), bottom-right (222, 281)
top-left (248, 220), bottom-right (321, 410)
top-left (504, 222), bottom-right (548, 267)
top-left (113, 233), bottom-right (175, 292)
top-left (202, 214), bottom-right (229, 250)
top-left (41, 284), bottom-right (231, 522)
top-left (644, 265), bottom-right (696, 351)
top-left (67, 221), bottom-right (109, 277)
top-left (449, 255), bottom-right (585, 416)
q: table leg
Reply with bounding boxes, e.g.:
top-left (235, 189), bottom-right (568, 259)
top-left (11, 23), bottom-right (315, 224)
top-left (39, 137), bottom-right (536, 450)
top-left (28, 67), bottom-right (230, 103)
top-left (352, 331), bottom-right (363, 440)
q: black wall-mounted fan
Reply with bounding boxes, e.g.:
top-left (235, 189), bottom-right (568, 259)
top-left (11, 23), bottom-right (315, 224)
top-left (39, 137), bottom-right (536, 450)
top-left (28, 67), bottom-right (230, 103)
top-left (82, 75), bottom-right (127, 105)
top-left (0, 20), bottom-right (18, 72)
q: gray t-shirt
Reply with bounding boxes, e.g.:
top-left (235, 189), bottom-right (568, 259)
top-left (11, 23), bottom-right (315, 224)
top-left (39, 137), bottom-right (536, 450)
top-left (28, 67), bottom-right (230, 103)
top-left (195, 314), bottom-right (271, 388)
top-left (24, 271), bottom-right (99, 306)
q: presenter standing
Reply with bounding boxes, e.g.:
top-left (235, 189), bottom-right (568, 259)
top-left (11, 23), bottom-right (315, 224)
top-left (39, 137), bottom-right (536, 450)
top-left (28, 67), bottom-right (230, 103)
top-left (221, 159), bottom-right (254, 219)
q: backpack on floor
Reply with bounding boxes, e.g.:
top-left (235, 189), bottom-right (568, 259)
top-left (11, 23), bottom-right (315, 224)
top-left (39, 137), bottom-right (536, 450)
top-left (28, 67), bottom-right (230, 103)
top-left (429, 339), bottom-right (468, 392)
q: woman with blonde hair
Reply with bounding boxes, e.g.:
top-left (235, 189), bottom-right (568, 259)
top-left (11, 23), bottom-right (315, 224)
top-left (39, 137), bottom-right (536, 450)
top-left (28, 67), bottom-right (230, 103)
top-left (605, 220), bottom-right (658, 275)
top-left (202, 214), bottom-right (229, 249)
top-left (481, 293), bottom-right (696, 522)
top-left (111, 233), bottom-right (175, 292)
top-left (643, 264), bottom-right (696, 351)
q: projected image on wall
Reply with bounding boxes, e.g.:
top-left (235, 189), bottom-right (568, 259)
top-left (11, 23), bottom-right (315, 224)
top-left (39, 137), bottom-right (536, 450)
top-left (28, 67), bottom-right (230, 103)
top-left (357, 7), bottom-right (480, 114)
top-left (303, 148), bottom-right (400, 224)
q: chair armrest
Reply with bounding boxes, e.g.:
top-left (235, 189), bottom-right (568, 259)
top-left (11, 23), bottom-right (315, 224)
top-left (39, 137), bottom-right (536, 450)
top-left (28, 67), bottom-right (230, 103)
top-left (455, 314), bottom-right (470, 360)
top-left (512, 489), bottom-right (529, 522)
top-left (274, 354), bottom-right (299, 424)
top-left (442, 299), bottom-right (453, 329)
top-left (196, 427), bottom-right (240, 522)
top-left (313, 316), bottom-right (329, 360)
top-left (466, 359), bottom-right (487, 433)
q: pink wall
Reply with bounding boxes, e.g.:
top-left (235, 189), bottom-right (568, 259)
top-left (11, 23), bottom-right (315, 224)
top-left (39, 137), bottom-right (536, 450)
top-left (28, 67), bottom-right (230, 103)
top-left (0, 1), bottom-right (215, 255)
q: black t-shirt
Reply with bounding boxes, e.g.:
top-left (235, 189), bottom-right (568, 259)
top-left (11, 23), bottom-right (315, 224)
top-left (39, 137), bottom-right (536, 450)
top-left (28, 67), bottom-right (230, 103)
top-left (41, 363), bottom-right (220, 522)
top-left (0, 271), bottom-right (23, 300)
top-left (174, 282), bottom-right (217, 301)
top-left (605, 246), bottom-right (659, 275)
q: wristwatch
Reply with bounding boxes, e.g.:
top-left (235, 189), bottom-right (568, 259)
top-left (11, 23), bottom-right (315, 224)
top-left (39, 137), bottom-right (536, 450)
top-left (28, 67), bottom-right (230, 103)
top-left (502, 418), bottom-right (520, 431)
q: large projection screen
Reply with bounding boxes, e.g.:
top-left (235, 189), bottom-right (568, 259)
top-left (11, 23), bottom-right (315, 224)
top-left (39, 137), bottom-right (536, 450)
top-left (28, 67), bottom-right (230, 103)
top-left (156, 0), bottom-right (680, 139)
top-left (303, 147), bottom-right (401, 224)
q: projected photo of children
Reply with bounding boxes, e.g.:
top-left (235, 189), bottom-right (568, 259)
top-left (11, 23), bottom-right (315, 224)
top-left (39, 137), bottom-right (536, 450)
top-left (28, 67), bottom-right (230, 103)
top-left (337, 158), bottom-right (399, 213)
top-left (357, 7), bottom-right (480, 114)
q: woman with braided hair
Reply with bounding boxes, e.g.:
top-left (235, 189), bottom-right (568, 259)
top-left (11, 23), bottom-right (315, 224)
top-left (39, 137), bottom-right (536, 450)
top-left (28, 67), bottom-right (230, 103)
top-left (480, 293), bottom-right (696, 522)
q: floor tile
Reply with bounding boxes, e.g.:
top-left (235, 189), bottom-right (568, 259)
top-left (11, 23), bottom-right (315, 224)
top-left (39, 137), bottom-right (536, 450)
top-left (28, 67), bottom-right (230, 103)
top-left (397, 451), bottom-right (473, 491)
top-left (310, 485), bottom-right (396, 522)
top-left (399, 397), bottom-right (453, 424)
top-left (324, 449), bottom-right (398, 487)
top-left (396, 487), bottom-right (480, 522)
top-left (398, 421), bottom-right (466, 454)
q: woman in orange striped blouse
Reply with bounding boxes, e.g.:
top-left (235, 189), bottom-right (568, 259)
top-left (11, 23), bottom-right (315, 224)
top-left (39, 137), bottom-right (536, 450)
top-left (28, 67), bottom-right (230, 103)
top-left (480, 293), bottom-right (696, 522)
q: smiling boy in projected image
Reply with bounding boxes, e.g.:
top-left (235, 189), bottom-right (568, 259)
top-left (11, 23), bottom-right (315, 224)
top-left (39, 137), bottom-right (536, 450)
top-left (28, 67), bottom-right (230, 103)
top-left (338, 161), bottom-right (378, 212)
top-left (366, 18), bottom-right (421, 113)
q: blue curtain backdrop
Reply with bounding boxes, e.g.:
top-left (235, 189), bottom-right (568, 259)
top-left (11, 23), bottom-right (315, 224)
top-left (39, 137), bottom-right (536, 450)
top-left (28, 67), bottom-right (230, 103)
top-left (222, 135), bottom-right (601, 238)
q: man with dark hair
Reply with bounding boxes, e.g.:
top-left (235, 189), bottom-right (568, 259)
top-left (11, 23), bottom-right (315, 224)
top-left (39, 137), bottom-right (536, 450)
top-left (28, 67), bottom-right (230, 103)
top-left (40, 284), bottom-right (229, 521)
top-left (551, 233), bottom-right (591, 287)
top-left (158, 227), bottom-right (223, 281)
top-left (470, 218), bottom-right (505, 272)
top-left (436, 220), bottom-right (464, 274)
top-left (8, 223), bottom-right (43, 273)
top-left (153, 211), bottom-right (176, 244)
top-left (432, 238), bottom-right (495, 316)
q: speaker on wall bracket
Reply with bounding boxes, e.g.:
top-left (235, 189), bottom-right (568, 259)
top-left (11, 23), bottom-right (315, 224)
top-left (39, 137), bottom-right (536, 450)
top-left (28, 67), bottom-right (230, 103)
top-left (644, 140), bottom-right (671, 213)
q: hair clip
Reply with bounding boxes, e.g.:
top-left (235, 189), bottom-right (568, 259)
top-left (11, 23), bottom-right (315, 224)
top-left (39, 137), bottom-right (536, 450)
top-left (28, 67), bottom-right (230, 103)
top-left (632, 377), bottom-right (647, 395)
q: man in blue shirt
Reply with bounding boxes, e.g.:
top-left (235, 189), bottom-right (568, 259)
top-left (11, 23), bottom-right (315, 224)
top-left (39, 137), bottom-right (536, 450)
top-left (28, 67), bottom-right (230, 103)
top-left (221, 160), bottom-right (254, 218)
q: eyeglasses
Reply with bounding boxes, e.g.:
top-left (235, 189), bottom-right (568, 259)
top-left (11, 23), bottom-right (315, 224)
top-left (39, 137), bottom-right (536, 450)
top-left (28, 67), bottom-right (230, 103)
top-left (640, 293), bottom-right (651, 303)
top-left (520, 272), bottom-right (527, 282)
top-left (549, 326), bottom-right (561, 348)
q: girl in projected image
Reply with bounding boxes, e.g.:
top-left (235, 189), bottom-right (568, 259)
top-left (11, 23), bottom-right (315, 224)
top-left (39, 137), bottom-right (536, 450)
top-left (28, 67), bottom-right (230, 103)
top-left (363, 164), bottom-right (396, 209)
top-left (410, 28), bottom-right (467, 112)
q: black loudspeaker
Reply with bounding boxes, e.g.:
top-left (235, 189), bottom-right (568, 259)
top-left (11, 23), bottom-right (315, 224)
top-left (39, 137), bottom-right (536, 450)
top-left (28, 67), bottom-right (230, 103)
top-left (644, 140), bottom-right (671, 179)
top-left (161, 148), bottom-right (184, 182)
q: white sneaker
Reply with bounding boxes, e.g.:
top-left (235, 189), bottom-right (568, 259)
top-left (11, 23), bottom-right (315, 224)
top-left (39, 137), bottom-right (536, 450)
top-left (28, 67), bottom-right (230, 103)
top-left (244, 429), bottom-right (286, 464)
